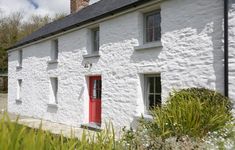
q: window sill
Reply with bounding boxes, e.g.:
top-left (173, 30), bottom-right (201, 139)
top-left (134, 41), bottom-right (162, 51)
top-left (16, 66), bottom-right (22, 70)
top-left (83, 53), bottom-right (100, 59)
top-left (47, 60), bottom-right (58, 64)
top-left (47, 103), bottom-right (58, 108)
top-left (135, 114), bottom-right (153, 121)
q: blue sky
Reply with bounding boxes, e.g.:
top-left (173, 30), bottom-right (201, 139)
top-left (0, 0), bottom-right (70, 20)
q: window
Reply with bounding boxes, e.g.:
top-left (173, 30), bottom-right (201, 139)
top-left (92, 28), bottom-right (99, 53)
top-left (92, 79), bottom-right (102, 99)
top-left (144, 10), bottom-right (161, 43)
top-left (50, 77), bottom-right (58, 104)
top-left (144, 74), bottom-right (161, 112)
top-left (18, 50), bottom-right (23, 67)
top-left (17, 79), bottom-right (22, 100)
top-left (51, 39), bottom-right (58, 61)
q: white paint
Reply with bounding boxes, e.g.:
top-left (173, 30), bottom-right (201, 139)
top-left (229, 0), bottom-right (235, 114)
top-left (89, 0), bottom-right (100, 5)
top-left (8, 0), bottom-right (235, 128)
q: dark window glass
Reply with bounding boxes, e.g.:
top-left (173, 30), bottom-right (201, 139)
top-left (54, 39), bottom-right (58, 60)
top-left (145, 11), bottom-right (161, 43)
top-left (155, 76), bottom-right (161, 93)
top-left (93, 80), bottom-right (102, 99)
top-left (93, 28), bottom-right (99, 52)
top-left (52, 39), bottom-right (58, 60)
top-left (146, 75), bottom-right (161, 110)
top-left (19, 50), bottom-right (23, 66)
top-left (149, 94), bottom-right (155, 110)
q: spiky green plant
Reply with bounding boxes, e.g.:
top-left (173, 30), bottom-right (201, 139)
top-left (0, 113), bottom-right (123, 150)
top-left (142, 88), bottom-right (233, 139)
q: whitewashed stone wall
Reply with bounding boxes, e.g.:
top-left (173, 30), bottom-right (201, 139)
top-left (8, 0), bottom-right (234, 128)
top-left (229, 0), bottom-right (235, 112)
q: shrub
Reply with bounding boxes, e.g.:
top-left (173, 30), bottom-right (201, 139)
top-left (144, 88), bottom-right (233, 139)
top-left (122, 88), bottom-right (234, 149)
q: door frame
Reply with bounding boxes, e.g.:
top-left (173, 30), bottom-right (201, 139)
top-left (89, 76), bottom-right (102, 125)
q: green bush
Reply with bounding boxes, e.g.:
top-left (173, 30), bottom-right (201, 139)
top-left (122, 88), bottom-right (234, 149)
top-left (143, 88), bottom-right (233, 139)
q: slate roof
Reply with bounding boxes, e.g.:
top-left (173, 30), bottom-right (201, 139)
top-left (8, 0), bottom-right (152, 50)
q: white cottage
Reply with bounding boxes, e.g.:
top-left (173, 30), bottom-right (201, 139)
top-left (7, 0), bottom-right (235, 129)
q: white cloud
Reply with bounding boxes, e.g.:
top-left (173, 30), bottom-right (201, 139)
top-left (0, 0), bottom-right (70, 21)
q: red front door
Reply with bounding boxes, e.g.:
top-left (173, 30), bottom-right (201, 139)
top-left (89, 76), bottom-right (102, 125)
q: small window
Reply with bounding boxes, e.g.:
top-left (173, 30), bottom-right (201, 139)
top-left (50, 77), bottom-right (58, 104)
top-left (17, 79), bottom-right (22, 100)
top-left (92, 79), bottom-right (102, 99)
top-left (51, 39), bottom-right (59, 61)
top-left (144, 74), bottom-right (161, 112)
top-left (92, 28), bottom-right (99, 53)
top-left (18, 50), bottom-right (23, 67)
top-left (144, 10), bottom-right (161, 43)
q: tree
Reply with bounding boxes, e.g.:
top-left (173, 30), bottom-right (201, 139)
top-left (0, 11), bottom-right (66, 72)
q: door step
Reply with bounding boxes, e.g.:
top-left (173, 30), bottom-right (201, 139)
top-left (81, 123), bottom-right (101, 131)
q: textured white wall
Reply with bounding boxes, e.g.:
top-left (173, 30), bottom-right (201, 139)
top-left (229, 0), bottom-right (235, 113)
top-left (8, 0), bottom-right (234, 128)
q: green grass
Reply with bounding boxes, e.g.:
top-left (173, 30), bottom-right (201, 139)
top-left (0, 113), bottom-right (123, 150)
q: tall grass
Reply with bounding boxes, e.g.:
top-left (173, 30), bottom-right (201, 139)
top-left (0, 113), bottom-right (122, 150)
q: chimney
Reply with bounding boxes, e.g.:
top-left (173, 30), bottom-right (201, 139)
top-left (70, 0), bottom-right (89, 13)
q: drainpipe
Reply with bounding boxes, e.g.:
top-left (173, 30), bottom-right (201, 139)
top-left (224, 0), bottom-right (229, 97)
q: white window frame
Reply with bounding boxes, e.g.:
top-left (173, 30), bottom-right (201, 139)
top-left (144, 74), bottom-right (161, 113)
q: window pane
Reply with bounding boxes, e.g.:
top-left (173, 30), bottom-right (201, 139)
top-left (93, 80), bottom-right (101, 99)
top-left (93, 29), bottom-right (99, 52)
top-left (155, 95), bottom-right (161, 106)
top-left (145, 11), bottom-right (161, 43)
top-left (148, 77), bottom-right (155, 93)
top-left (148, 94), bottom-right (155, 110)
top-left (19, 50), bottom-right (23, 66)
top-left (146, 28), bottom-right (154, 42)
top-left (54, 40), bottom-right (58, 60)
top-left (154, 13), bottom-right (161, 27)
top-left (146, 15), bottom-right (154, 29)
top-left (155, 76), bottom-right (161, 93)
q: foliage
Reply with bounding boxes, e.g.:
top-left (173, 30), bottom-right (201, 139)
top-left (0, 11), bottom-right (66, 72)
top-left (122, 88), bottom-right (234, 150)
top-left (0, 113), bottom-right (123, 150)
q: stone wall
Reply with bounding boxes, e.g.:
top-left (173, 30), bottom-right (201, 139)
top-left (8, 0), bottom-right (233, 128)
top-left (229, 0), bottom-right (235, 112)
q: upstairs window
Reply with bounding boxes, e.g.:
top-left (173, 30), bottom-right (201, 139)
top-left (51, 39), bottom-right (59, 61)
top-left (50, 77), bottom-right (58, 104)
top-left (144, 10), bottom-right (161, 43)
top-left (92, 28), bottom-right (100, 53)
top-left (144, 74), bottom-right (161, 112)
top-left (18, 50), bottom-right (23, 67)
